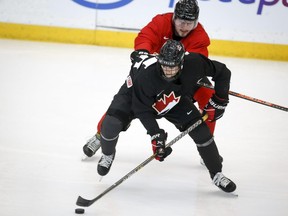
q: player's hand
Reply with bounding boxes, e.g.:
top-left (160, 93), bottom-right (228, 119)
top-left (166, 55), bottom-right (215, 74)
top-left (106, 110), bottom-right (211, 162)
top-left (151, 129), bottom-right (172, 161)
top-left (130, 49), bottom-right (149, 64)
top-left (203, 94), bottom-right (229, 122)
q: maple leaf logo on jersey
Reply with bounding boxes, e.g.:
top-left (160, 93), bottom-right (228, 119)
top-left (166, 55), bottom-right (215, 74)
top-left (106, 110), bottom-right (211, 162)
top-left (152, 92), bottom-right (181, 115)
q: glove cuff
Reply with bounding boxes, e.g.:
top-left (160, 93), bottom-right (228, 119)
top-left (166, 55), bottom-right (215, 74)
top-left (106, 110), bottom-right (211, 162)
top-left (150, 129), bottom-right (165, 141)
top-left (137, 49), bottom-right (149, 55)
top-left (130, 49), bottom-right (149, 62)
top-left (212, 94), bottom-right (229, 105)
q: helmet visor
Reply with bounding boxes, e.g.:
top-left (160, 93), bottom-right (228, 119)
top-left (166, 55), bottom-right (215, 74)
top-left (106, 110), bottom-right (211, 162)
top-left (161, 65), bottom-right (181, 79)
top-left (174, 18), bottom-right (198, 29)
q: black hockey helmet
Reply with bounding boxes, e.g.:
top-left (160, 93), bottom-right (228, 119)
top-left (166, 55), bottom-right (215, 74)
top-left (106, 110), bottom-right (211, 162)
top-left (174, 0), bottom-right (199, 21)
top-left (157, 40), bottom-right (185, 67)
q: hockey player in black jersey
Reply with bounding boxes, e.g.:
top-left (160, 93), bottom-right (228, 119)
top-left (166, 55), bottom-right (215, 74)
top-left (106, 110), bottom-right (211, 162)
top-left (96, 40), bottom-right (236, 193)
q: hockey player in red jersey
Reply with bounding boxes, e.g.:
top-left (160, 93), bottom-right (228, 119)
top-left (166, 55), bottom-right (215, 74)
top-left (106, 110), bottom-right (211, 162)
top-left (133, 0), bottom-right (209, 56)
top-left (83, 0), bottom-right (216, 160)
top-left (94, 40), bottom-right (236, 193)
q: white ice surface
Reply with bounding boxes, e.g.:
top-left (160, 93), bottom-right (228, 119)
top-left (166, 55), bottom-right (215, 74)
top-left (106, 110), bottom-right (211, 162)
top-left (0, 39), bottom-right (287, 216)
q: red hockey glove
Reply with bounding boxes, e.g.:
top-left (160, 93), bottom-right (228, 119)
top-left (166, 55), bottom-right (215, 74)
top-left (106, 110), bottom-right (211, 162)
top-left (203, 94), bottom-right (229, 122)
top-left (130, 49), bottom-right (149, 64)
top-left (151, 129), bottom-right (172, 162)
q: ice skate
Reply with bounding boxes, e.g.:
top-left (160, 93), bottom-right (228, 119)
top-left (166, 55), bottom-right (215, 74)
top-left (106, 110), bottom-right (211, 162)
top-left (97, 152), bottom-right (116, 176)
top-left (213, 172), bottom-right (236, 193)
top-left (82, 133), bottom-right (101, 160)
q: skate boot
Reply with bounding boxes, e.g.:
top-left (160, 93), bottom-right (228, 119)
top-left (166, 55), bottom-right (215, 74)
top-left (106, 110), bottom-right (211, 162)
top-left (212, 172), bottom-right (236, 193)
top-left (97, 152), bottom-right (116, 176)
top-left (83, 133), bottom-right (101, 157)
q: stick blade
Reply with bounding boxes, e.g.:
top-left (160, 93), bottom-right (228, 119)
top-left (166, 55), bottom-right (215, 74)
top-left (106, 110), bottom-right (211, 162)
top-left (76, 196), bottom-right (93, 207)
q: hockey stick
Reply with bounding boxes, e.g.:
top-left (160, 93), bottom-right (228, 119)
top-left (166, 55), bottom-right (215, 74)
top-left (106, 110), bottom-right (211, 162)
top-left (197, 81), bottom-right (288, 112)
top-left (76, 115), bottom-right (208, 207)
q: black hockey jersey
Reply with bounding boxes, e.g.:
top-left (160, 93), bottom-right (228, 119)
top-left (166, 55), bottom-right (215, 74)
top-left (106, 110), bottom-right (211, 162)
top-left (129, 52), bottom-right (231, 134)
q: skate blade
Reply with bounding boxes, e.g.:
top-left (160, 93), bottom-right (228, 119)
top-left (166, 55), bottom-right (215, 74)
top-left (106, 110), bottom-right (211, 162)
top-left (98, 176), bottom-right (103, 182)
top-left (81, 155), bottom-right (89, 161)
top-left (230, 192), bottom-right (239, 197)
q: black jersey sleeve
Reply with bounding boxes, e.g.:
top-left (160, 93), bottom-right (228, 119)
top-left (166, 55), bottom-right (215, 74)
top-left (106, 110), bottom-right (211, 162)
top-left (195, 54), bottom-right (231, 99)
top-left (209, 60), bottom-right (231, 99)
top-left (132, 78), bottom-right (162, 134)
top-left (131, 59), bottom-right (162, 135)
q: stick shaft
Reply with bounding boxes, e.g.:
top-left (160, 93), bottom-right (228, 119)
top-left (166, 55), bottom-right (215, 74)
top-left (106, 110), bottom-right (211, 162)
top-left (76, 116), bottom-right (206, 207)
top-left (198, 81), bottom-right (288, 112)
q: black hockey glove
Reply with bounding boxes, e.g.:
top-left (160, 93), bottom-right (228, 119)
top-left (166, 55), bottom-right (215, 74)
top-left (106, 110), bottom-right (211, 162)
top-left (203, 94), bottom-right (229, 122)
top-left (151, 129), bottom-right (172, 162)
top-left (130, 49), bottom-right (149, 64)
